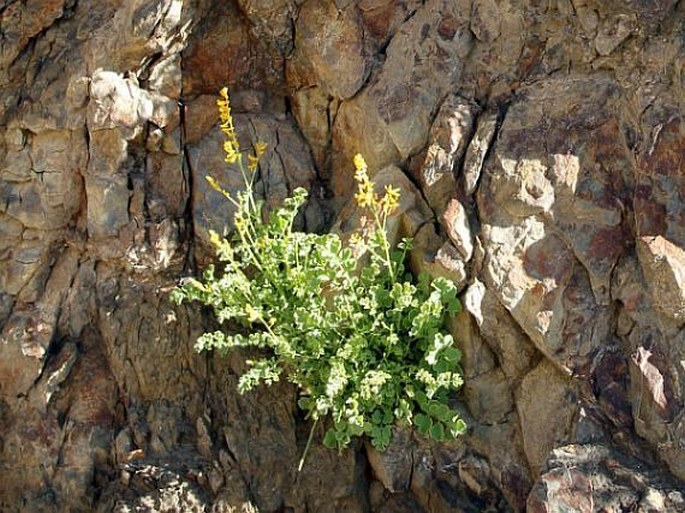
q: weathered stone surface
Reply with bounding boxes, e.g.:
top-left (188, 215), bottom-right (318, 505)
top-left (634, 105), bottom-right (684, 246)
top-left (478, 78), bottom-right (635, 374)
top-left (463, 279), bottom-right (541, 383)
top-left (446, 308), bottom-right (497, 381)
top-left (2, 0), bottom-right (685, 510)
top-left (463, 112), bottom-right (497, 195)
top-left (287, 1), bottom-right (369, 100)
top-left (467, 418), bottom-right (532, 510)
top-left (358, 0), bottom-right (423, 47)
top-left (0, 247), bottom-right (79, 400)
top-left (591, 348), bottom-right (634, 430)
top-left (418, 94), bottom-right (478, 214)
top-left (181, 1), bottom-right (283, 95)
top-left (528, 444), bottom-right (685, 513)
top-left (464, 368), bottom-right (513, 425)
top-left (330, 0), bottom-right (473, 197)
top-left (367, 428), bottom-right (414, 493)
top-left (442, 198), bottom-right (473, 262)
top-left (291, 86), bottom-right (335, 173)
top-left (97, 457), bottom-right (212, 513)
top-left (637, 235), bottom-right (685, 323)
top-left (628, 335), bottom-right (685, 481)
top-left (516, 359), bottom-right (578, 475)
top-left (408, 224), bottom-right (468, 290)
top-left (410, 440), bottom-right (513, 512)
top-left (235, 0), bottom-right (298, 55)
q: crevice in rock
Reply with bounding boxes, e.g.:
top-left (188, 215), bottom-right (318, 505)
top-left (178, 95), bottom-right (196, 274)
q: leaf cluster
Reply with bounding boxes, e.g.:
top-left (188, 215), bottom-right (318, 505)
top-left (172, 90), bottom-right (466, 453)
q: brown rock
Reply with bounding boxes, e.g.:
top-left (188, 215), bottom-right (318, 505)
top-left (0, 0), bottom-right (65, 69)
top-left (288, 1), bottom-right (369, 100)
top-left (516, 359), bottom-right (578, 475)
top-left (637, 235), bottom-right (685, 323)
top-left (291, 86), bottom-right (334, 172)
top-left (358, 0), bottom-right (423, 46)
top-left (630, 346), bottom-right (677, 426)
top-left (410, 440), bottom-right (513, 512)
top-left (466, 418), bottom-right (532, 510)
top-left (367, 428), bottom-right (414, 493)
top-left (470, 0), bottom-right (501, 43)
top-left (408, 224), bottom-right (468, 290)
top-left (442, 198), bottom-right (473, 261)
top-left (627, 338), bottom-right (685, 481)
top-left (418, 95), bottom-right (478, 214)
top-left (463, 279), bottom-right (540, 383)
top-left (463, 112), bottom-right (497, 195)
top-left (235, 0), bottom-right (297, 55)
top-left (330, 0), bottom-right (473, 197)
top-left (446, 307), bottom-right (497, 381)
top-left (464, 368), bottom-right (513, 425)
top-left (634, 103), bottom-right (685, 307)
top-left (182, 1), bottom-right (282, 95)
top-left (595, 14), bottom-right (636, 56)
top-left (2, 0), bottom-right (685, 509)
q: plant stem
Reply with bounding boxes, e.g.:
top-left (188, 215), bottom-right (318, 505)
top-left (372, 208), bottom-right (395, 282)
top-left (298, 417), bottom-right (319, 472)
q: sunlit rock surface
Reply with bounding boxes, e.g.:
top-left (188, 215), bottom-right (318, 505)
top-left (1, 0), bottom-right (684, 511)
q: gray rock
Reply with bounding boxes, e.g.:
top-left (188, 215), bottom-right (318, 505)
top-left (367, 428), bottom-right (414, 493)
top-left (528, 444), bottom-right (685, 513)
top-left (419, 95), bottom-right (478, 214)
top-left (463, 112), bottom-right (497, 195)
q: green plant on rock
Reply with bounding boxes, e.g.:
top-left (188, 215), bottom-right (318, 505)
top-left (171, 88), bottom-right (466, 470)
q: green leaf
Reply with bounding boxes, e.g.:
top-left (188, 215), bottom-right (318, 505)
top-left (323, 430), bottom-right (338, 449)
top-left (414, 413), bottom-right (432, 435)
top-left (428, 401), bottom-right (453, 423)
top-left (429, 422), bottom-right (445, 442)
top-left (298, 396), bottom-right (315, 412)
top-left (442, 346), bottom-right (462, 363)
top-left (371, 426), bottom-right (391, 449)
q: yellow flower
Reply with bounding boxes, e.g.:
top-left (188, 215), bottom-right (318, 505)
top-left (353, 154), bottom-right (368, 183)
top-left (220, 122), bottom-right (235, 138)
top-left (217, 90), bottom-right (231, 124)
top-left (355, 180), bottom-right (376, 208)
top-left (206, 175), bottom-right (221, 192)
top-left (234, 214), bottom-right (247, 233)
top-left (223, 140), bottom-right (240, 164)
top-left (217, 88), bottom-right (242, 161)
top-left (209, 229), bottom-right (223, 248)
top-left (247, 154), bottom-right (259, 173)
top-left (353, 153), bottom-right (367, 172)
top-left (244, 304), bottom-right (260, 322)
top-left (254, 141), bottom-right (268, 157)
top-left (349, 233), bottom-right (364, 246)
top-left (381, 185), bottom-right (401, 214)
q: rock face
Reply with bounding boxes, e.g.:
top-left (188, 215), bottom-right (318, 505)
top-left (1, 0), bottom-right (684, 511)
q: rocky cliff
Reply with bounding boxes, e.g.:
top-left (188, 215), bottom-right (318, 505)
top-left (1, 0), bottom-right (684, 511)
